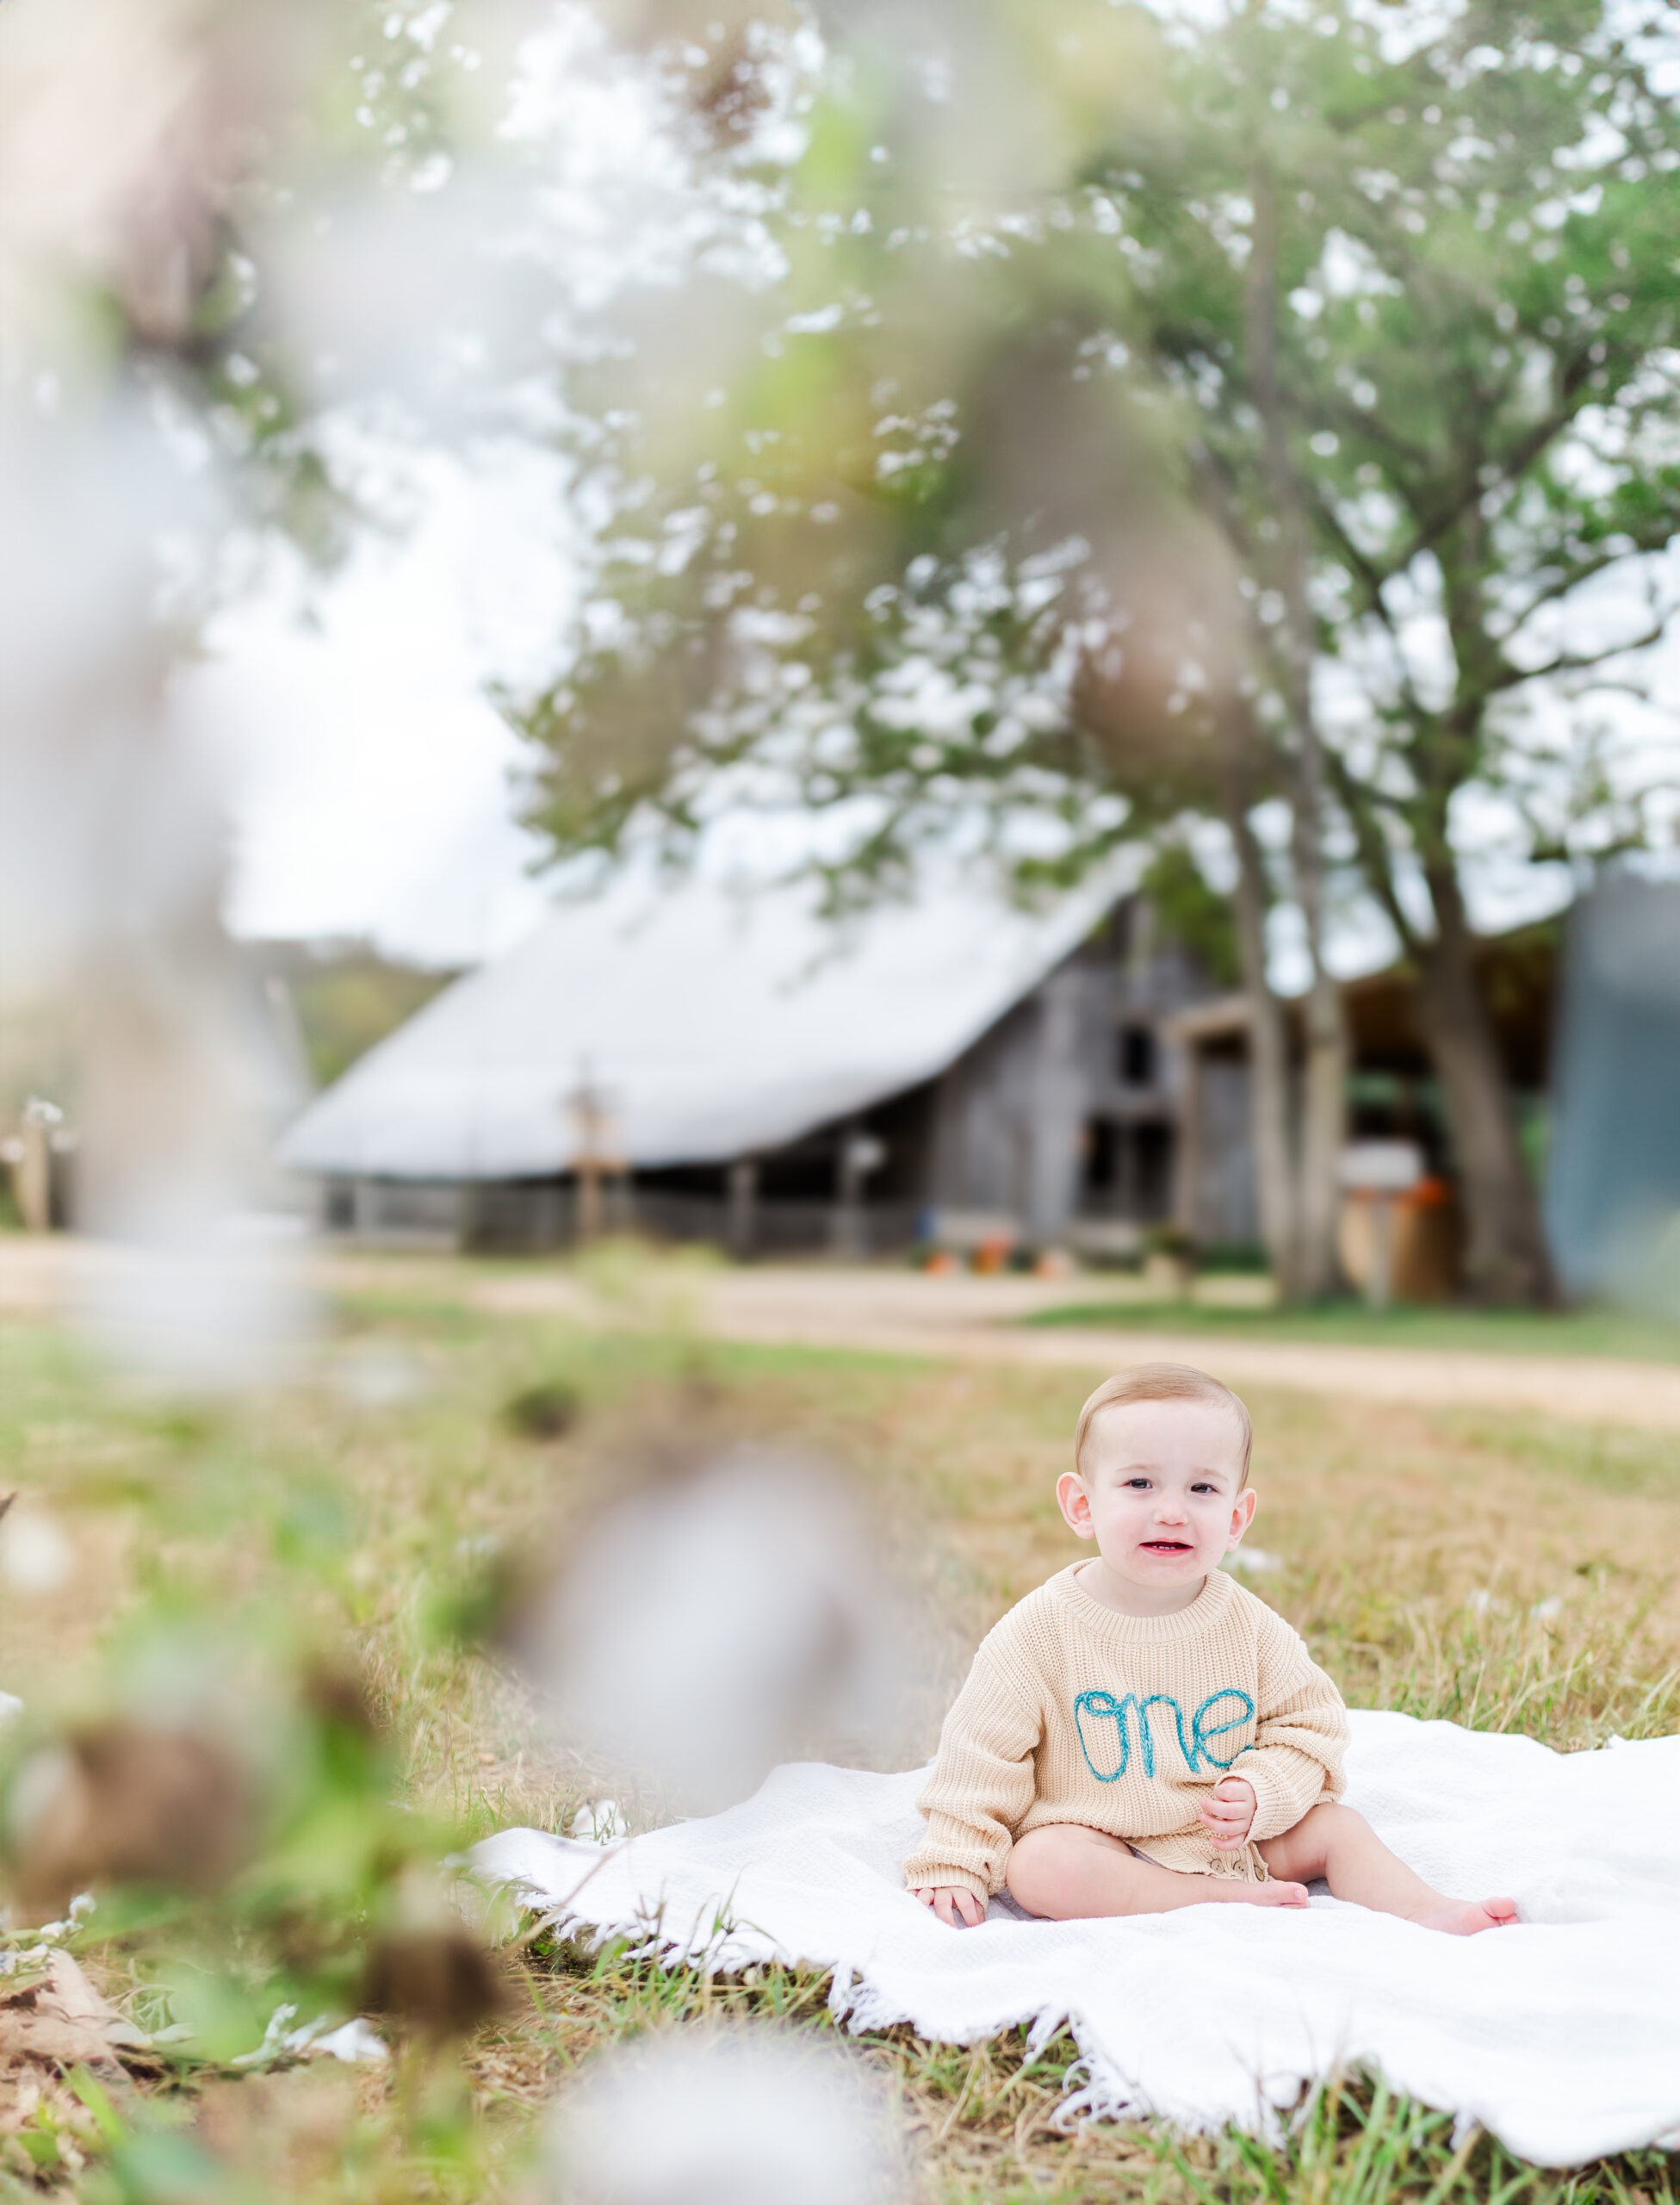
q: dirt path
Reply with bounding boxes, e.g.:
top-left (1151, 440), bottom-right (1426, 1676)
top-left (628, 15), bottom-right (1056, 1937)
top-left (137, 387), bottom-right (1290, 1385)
top-left (479, 1264), bottom-right (1680, 1434)
top-left (7, 1238), bottom-right (1680, 1432)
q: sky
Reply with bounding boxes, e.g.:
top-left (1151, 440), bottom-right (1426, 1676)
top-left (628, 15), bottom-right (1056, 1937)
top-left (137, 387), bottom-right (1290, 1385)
top-left (178, 445), bottom-right (574, 971)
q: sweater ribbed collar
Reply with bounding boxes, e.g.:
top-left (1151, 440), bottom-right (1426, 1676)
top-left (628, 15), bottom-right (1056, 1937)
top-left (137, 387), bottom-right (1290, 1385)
top-left (1050, 1557), bottom-right (1239, 1643)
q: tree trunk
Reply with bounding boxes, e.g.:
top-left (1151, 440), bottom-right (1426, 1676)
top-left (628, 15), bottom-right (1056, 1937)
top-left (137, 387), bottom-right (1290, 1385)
top-left (1218, 699), bottom-right (1302, 1295)
top-left (1288, 775), bottom-right (1348, 1299)
top-left (1411, 864), bottom-right (1555, 1306)
top-left (1248, 157), bottom-right (1346, 1301)
top-left (1295, 966), bottom-right (1346, 1299)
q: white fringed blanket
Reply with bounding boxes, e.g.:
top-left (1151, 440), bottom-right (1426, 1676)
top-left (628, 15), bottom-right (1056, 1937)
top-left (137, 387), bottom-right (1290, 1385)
top-left (473, 1711), bottom-right (1680, 2166)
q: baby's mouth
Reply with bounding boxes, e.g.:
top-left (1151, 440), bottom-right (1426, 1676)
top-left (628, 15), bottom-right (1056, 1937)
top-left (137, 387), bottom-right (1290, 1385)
top-left (1141, 1539), bottom-right (1193, 1554)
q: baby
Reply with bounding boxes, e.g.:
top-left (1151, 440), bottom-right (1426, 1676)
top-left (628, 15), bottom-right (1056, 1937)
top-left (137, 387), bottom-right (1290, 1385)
top-left (908, 1363), bottom-right (1519, 1935)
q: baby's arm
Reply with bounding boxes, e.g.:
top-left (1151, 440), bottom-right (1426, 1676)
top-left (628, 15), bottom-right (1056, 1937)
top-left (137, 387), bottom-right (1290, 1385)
top-left (906, 1635), bottom-right (1041, 1926)
top-left (1210, 1606), bottom-right (1349, 1845)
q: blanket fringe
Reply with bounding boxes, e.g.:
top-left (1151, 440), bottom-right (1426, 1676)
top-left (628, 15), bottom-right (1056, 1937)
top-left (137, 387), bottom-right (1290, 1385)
top-left (492, 1874), bottom-right (1297, 2145)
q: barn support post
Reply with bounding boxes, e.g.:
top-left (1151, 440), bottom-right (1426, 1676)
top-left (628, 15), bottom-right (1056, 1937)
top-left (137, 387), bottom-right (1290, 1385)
top-left (15, 1101), bottom-right (57, 1233)
top-left (728, 1157), bottom-right (759, 1258)
top-left (833, 1120), bottom-right (865, 1258)
top-left (352, 1176), bottom-right (378, 1237)
top-left (567, 1062), bottom-right (622, 1245)
top-left (1025, 966), bottom-right (1087, 1245)
top-left (832, 1119), bottom-right (888, 1258)
top-left (1175, 1040), bottom-right (1201, 1239)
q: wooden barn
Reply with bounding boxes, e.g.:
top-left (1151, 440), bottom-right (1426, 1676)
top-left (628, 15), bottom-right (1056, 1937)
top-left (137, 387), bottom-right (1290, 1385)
top-left (277, 857), bottom-right (1565, 1270)
top-left (278, 860), bottom-right (1256, 1258)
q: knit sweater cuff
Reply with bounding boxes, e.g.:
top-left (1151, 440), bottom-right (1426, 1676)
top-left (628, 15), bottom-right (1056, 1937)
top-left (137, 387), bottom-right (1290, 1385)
top-left (1235, 1755), bottom-right (1304, 1844)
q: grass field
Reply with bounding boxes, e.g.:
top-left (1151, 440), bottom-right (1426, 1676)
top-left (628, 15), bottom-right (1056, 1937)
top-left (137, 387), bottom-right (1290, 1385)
top-left (1026, 1293), bottom-right (1680, 1362)
top-left (3, 1258), bottom-right (1679, 2202)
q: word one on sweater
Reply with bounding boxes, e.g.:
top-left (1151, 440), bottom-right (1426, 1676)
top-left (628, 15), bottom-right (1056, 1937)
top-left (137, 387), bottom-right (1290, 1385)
top-left (905, 1563), bottom-right (1348, 1896)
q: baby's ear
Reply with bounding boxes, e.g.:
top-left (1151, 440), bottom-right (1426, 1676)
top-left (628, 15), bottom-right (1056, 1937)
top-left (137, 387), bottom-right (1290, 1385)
top-left (1230, 1486), bottom-right (1258, 1538)
top-left (1056, 1470), bottom-right (1095, 1538)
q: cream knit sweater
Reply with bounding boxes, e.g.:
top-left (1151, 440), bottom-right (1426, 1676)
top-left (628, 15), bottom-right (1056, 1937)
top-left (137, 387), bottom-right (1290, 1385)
top-left (906, 1563), bottom-right (1348, 1897)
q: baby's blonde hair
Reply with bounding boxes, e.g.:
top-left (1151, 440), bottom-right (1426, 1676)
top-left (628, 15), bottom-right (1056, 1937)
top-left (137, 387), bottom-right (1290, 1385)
top-left (1074, 1363), bottom-right (1254, 1486)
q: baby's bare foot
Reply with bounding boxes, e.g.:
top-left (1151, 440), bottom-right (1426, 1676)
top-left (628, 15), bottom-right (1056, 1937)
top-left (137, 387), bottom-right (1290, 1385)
top-left (1412, 1896), bottom-right (1519, 1935)
top-left (1212, 1878), bottom-right (1310, 1909)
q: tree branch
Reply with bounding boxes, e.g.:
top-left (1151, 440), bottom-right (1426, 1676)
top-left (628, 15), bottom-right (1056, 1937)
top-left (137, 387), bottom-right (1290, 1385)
top-left (1310, 488), bottom-right (1438, 730)
top-left (1299, 345), bottom-right (1597, 592)
top-left (1305, 391), bottom-right (1435, 475)
top-left (1497, 501), bottom-right (1680, 639)
top-left (1495, 547), bottom-right (1644, 638)
top-left (1310, 484), bottom-right (1390, 616)
top-left (1484, 606), bottom-right (1675, 695)
top-left (1322, 743), bottom-right (1420, 960)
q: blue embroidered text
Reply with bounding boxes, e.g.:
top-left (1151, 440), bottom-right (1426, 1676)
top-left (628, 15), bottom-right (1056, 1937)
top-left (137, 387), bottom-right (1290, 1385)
top-left (1073, 1687), bottom-right (1255, 1780)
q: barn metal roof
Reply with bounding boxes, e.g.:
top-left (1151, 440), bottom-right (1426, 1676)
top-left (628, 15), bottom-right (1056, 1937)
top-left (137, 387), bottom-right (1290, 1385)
top-left (276, 856), bottom-right (1135, 1181)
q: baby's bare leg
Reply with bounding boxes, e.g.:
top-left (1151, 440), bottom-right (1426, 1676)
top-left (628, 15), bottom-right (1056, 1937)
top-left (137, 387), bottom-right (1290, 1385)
top-left (1007, 1824), bottom-right (1309, 1921)
top-left (1259, 1804), bottom-right (1517, 1935)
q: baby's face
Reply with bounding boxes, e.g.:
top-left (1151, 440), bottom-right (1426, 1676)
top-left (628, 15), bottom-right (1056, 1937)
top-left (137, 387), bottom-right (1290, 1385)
top-left (1059, 1398), bottom-right (1255, 1593)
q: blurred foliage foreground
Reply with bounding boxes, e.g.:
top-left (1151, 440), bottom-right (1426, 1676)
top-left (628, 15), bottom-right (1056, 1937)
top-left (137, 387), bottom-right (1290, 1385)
top-left (2, 1265), bottom-right (1679, 2203)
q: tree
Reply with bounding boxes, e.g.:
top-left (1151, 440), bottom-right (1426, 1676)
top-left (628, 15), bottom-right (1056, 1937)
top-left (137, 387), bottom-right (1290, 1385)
top-left (1100, 0), bottom-right (1680, 1302)
top-left (516, 0), bottom-right (1680, 1303)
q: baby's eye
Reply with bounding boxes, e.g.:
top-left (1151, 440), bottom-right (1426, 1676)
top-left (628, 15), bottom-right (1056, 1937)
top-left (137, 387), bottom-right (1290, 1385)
top-left (1123, 1476), bottom-right (1152, 1489)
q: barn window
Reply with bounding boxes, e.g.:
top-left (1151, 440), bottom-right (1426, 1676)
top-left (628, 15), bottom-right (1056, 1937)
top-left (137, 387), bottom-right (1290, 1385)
top-left (1118, 1023), bottom-right (1156, 1086)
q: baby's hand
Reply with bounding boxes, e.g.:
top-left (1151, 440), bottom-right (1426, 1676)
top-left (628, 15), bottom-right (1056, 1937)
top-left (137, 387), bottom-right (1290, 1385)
top-left (1200, 1775), bottom-right (1257, 1850)
top-left (914, 1883), bottom-right (987, 1929)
